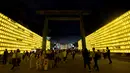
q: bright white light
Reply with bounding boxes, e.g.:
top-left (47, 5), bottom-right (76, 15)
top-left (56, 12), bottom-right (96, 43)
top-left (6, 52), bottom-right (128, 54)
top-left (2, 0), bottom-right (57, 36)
top-left (31, 49), bottom-right (36, 52)
top-left (46, 37), bottom-right (51, 40)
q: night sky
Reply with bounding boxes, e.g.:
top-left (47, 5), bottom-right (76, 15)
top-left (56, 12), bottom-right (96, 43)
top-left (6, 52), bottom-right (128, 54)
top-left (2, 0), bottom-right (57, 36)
top-left (0, 0), bottom-right (130, 43)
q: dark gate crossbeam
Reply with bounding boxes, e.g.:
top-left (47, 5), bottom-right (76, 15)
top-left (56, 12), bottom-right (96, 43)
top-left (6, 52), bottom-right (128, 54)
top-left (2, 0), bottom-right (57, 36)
top-left (37, 10), bottom-right (89, 15)
top-left (48, 17), bottom-right (80, 20)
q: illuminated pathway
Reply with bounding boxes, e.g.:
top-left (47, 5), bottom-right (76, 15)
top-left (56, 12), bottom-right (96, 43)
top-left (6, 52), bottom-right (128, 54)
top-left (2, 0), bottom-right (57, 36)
top-left (0, 55), bottom-right (130, 73)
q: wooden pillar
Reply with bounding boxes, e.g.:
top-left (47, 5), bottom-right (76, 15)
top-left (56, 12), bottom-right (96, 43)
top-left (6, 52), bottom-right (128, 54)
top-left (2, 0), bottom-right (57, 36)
top-left (42, 17), bottom-right (48, 51)
top-left (80, 14), bottom-right (86, 50)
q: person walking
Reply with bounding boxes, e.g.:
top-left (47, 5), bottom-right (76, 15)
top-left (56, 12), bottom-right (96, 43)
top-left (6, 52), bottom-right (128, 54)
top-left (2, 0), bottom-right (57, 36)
top-left (22, 51), bottom-right (26, 60)
top-left (63, 50), bottom-right (67, 63)
top-left (9, 50), bottom-right (13, 64)
top-left (54, 51), bottom-right (59, 67)
top-left (3, 49), bottom-right (8, 64)
top-left (102, 49), bottom-right (106, 59)
top-left (82, 48), bottom-right (91, 72)
top-left (36, 54), bottom-right (40, 70)
top-left (97, 50), bottom-right (101, 60)
top-left (11, 50), bottom-right (17, 70)
top-left (17, 49), bottom-right (21, 66)
top-left (92, 48), bottom-right (100, 71)
top-left (25, 51), bottom-right (29, 63)
top-left (29, 52), bottom-right (35, 69)
top-left (106, 47), bottom-right (112, 64)
top-left (72, 50), bottom-right (76, 60)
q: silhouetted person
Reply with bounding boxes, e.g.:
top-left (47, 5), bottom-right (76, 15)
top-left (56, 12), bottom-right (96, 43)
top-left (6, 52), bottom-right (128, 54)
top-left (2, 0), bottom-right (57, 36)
top-left (10, 50), bottom-right (13, 56)
top-left (82, 48), bottom-right (91, 72)
top-left (92, 48), bottom-right (99, 71)
top-left (26, 51), bottom-right (29, 57)
top-left (3, 49), bottom-right (8, 64)
top-left (22, 51), bottom-right (26, 60)
top-left (54, 51), bottom-right (59, 68)
top-left (103, 49), bottom-right (106, 59)
top-left (17, 49), bottom-right (21, 66)
top-left (72, 50), bottom-right (76, 60)
top-left (97, 50), bottom-right (101, 59)
top-left (106, 47), bottom-right (112, 64)
top-left (9, 50), bottom-right (13, 64)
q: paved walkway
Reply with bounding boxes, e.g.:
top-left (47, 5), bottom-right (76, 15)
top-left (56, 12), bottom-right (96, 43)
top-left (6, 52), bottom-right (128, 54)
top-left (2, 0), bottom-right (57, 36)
top-left (0, 55), bottom-right (130, 73)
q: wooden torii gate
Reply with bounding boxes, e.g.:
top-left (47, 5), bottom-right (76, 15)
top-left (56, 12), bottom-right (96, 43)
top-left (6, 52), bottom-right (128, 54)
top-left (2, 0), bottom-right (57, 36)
top-left (37, 10), bottom-right (89, 51)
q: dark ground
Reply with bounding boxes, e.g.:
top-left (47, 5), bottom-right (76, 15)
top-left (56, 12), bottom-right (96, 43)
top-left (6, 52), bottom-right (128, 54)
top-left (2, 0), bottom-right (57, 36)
top-left (0, 54), bottom-right (130, 73)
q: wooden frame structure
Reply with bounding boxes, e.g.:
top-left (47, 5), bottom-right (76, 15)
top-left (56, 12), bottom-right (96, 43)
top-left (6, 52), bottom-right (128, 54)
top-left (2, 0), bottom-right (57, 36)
top-left (39, 10), bottom-right (88, 50)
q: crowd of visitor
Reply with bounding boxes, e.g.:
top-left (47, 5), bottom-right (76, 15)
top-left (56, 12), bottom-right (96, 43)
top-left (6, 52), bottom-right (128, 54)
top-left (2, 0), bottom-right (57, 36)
top-left (82, 47), bottom-right (112, 72)
top-left (0, 47), bottom-right (113, 72)
top-left (0, 48), bottom-right (77, 70)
